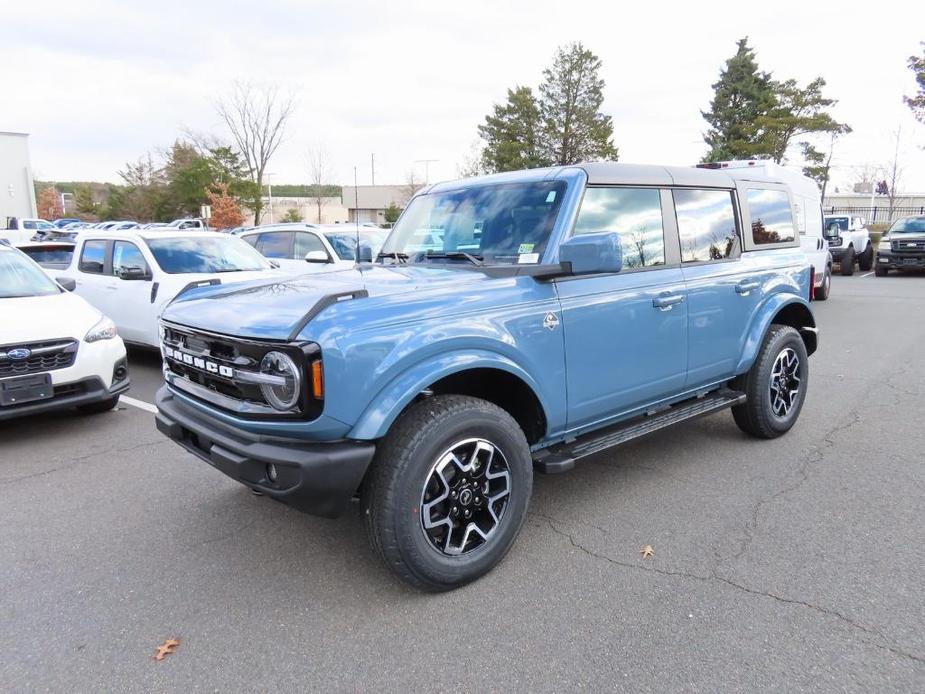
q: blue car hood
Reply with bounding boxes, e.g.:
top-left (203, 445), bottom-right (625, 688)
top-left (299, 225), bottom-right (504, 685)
top-left (160, 264), bottom-right (491, 340)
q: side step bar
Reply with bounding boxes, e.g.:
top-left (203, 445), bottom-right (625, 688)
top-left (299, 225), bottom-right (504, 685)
top-left (533, 388), bottom-right (746, 474)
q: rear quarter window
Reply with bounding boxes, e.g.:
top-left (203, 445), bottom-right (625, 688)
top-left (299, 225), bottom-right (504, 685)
top-left (748, 189), bottom-right (796, 245)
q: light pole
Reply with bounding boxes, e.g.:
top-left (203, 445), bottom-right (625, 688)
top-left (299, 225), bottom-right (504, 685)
top-left (414, 159), bottom-right (439, 184)
top-left (266, 172), bottom-right (275, 224)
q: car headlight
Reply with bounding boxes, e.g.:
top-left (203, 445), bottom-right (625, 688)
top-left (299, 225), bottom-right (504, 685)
top-left (878, 240), bottom-right (891, 252)
top-left (85, 316), bottom-right (117, 343)
top-left (259, 351), bottom-right (302, 411)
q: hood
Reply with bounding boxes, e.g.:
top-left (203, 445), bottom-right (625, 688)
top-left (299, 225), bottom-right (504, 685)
top-left (886, 233), bottom-right (925, 244)
top-left (1, 291), bottom-right (103, 344)
top-left (160, 264), bottom-right (492, 340)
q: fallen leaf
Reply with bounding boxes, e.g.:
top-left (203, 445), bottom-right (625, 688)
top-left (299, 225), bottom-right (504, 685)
top-left (640, 545), bottom-right (655, 559)
top-left (154, 638), bottom-right (180, 661)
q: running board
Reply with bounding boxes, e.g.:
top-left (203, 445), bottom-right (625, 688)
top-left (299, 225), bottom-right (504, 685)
top-left (533, 388), bottom-right (746, 474)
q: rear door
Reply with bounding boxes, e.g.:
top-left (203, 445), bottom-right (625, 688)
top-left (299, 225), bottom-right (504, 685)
top-left (556, 186), bottom-right (688, 430)
top-left (71, 238), bottom-right (114, 314)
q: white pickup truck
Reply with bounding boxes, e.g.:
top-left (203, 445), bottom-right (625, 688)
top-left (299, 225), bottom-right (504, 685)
top-left (55, 230), bottom-right (285, 348)
top-left (823, 215), bottom-right (872, 276)
top-left (1, 218), bottom-right (57, 245)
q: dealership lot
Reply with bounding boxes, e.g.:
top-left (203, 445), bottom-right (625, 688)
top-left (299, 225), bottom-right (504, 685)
top-left (1, 274), bottom-right (923, 691)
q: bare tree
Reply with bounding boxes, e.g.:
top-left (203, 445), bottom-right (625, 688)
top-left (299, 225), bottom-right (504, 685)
top-left (216, 82), bottom-right (295, 225)
top-left (879, 126), bottom-right (907, 222)
top-left (400, 168), bottom-right (423, 206)
top-left (307, 146), bottom-right (332, 223)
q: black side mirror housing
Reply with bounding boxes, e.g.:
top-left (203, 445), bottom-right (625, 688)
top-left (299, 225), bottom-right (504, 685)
top-left (119, 266), bottom-right (150, 281)
top-left (57, 277), bottom-right (77, 292)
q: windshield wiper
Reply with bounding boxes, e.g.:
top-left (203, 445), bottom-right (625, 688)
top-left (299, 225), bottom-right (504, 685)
top-left (424, 250), bottom-right (484, 266)
top-left (376, 251), bottom-right (409, 264)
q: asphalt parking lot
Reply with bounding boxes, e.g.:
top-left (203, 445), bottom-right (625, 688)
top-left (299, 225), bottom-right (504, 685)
top-left (2, 272), bottom-right (923, 692)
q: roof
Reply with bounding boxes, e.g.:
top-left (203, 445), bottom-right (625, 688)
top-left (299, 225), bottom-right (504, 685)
top-left (74, 229), bottom-right (225, 241)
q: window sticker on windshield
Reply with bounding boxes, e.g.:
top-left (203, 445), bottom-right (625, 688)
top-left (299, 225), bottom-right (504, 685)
top-left (518, 253), bottom-right (539, 264)
top-left (546, 191), bottom-right (557, 203)
top-left (518, 243), bottom-right (535, 254)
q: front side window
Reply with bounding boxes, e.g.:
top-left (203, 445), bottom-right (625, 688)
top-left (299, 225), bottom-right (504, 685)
top-left (253, 232), bottom-right (292, 259)
top-left (380, 180), bottom-right (567, 265)
top-left (0, 250), bottom-right (61, 298)
top-left (145, 236), bottom-right (272, 274)
top-left (324, 230), bottom-right (389, 261)
top-left (748, 189), bottom-right (795, 245)
top-left (112, 241), bottom-right (149, 277)
top-left (79, 240), bottom-right (107, 274)
top-left (674, 189), bottom-right (740, 263)
top-left (294, 232), bottom-right (327, 258)
top-left (573, 187), bottom-right (666, 269)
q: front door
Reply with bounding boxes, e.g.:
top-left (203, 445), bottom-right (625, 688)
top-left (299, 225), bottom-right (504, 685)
top-left (556, 187), bottom-right (688, 431)
top-left (108, 240), bottom-right (155, 345)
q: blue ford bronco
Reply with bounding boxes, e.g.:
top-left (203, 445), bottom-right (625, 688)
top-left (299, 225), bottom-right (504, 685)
top-left (155, 163), bottom-right (817, 591)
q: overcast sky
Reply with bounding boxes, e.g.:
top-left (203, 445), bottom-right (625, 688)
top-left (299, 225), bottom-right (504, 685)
top-left (4, 0), bottom-right (924, 192)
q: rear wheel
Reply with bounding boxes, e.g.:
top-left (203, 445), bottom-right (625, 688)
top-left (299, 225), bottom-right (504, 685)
top-left (814, 267), bottom-right (831, 301)
top-left (362, 395), bottom-right (532, 592)
top-left (732, 325), bottom-right (808, 439)
top-left (858, 244), bottom-right (873, 271)
top-left (840, 247), bottom-right (855, 276)
top-left (77, 395), bottom-right (120, 415)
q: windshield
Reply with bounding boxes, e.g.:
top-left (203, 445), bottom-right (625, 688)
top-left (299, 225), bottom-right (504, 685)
top-left (889, 217), bottom-right (925, 234)
top-left (824, 216), bottom-right (849, 231)
top-left (0, 250), bottom-right (61, 298)
top-left (323, 229), bottom-right (388, 260)
top-left (380, 180), bottom-right (567, 265)
top-left (145, 236), bottom-right (272, 274)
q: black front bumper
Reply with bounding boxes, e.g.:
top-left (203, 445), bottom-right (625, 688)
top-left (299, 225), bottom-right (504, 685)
top-left (155, 387), bottom-right (376, 518)
top-left (877, 252), bottom-right (925, 269)
top-left (0, 376), bottom-right (129, 422)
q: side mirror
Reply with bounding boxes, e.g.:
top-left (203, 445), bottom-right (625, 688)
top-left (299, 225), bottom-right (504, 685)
top-left (357, 244), bottom-right (373, 263)
top-left (825, 223), bottom-right (841, 238)
top-left (558, 232), bottom-right (623, 275)
top-left (118, 266), bottom-right (150, 281)
top-left (57, 277), bottom-right (77, 292)
top-left (304, 250), bottom-right (330, 263)
top-left (269, 260), bottom-right (280, 269)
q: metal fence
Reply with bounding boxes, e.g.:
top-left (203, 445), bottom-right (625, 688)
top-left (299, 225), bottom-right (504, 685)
top-left (825, 206), bottom-right (925, 225)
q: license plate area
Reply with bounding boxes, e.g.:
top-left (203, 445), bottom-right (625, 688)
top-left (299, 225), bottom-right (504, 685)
top-left (902, 258), bottom-right (920, 266)
top-left (0, 373), bottom-right (53, 406)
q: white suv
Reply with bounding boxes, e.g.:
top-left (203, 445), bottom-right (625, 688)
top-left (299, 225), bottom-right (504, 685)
top-left (0, 245), bottom-right (129, 421)
top-left (823, 215), bottom-right (872, 276)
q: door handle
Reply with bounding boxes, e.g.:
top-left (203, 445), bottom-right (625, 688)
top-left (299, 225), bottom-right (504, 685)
top-left (652, 293), bottom-right (684, 310)
top-left (735, 281), bottom-right (760, 295)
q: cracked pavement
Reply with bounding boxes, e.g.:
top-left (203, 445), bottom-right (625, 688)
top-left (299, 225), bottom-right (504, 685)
top-left (1, 274), bottom-right (923, 692)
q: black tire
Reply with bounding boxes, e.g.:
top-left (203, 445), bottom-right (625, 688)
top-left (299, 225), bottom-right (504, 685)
top-left (839, 247), bottom-right (855, 276)
top-left (874, 263), bottom-right (889, 277)
top-left (814, 267), bottom-right (831, 301)
top-left (362, 394), bottom-right (532, 592)
top-left (76, 395), bottom-right (120, 415)
top-left (857, 244), bottom-right (873, 271)
top-left (731, 325), bottom-right (809, 439)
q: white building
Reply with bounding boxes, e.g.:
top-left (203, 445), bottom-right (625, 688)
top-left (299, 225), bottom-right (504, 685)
top-left (0, 131), bottom-right (37, 224)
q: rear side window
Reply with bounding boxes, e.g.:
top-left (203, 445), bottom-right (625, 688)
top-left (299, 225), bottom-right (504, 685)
top-left (79, 240), bottom-right (107, 274)
top-left (674, 189), bottom-right (739, 263)
top-left (254, 232), bottom-right (292, 258)
top-left (748, 189), bottom-right (795, 245)
top-left (573, 187), bottom-right (666, 269)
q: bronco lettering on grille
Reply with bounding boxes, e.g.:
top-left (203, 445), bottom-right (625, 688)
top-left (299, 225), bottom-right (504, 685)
top-left (163, 345), bottom-right (234, 378)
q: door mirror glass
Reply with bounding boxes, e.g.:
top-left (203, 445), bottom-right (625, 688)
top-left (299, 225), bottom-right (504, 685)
top-left (304, 250), bottom-right (330, 263)
top-left (825, 223), bottom-right (841, 238)
top-left (559, 232), bottom-right (623, 275)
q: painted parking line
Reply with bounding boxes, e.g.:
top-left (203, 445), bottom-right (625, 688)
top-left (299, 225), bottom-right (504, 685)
top-left (860, 272), bottom-right (874, 278)
top-left (121, 395), bottom-right (158, 414)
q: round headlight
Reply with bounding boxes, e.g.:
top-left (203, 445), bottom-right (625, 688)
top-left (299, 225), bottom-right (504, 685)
top-left (259, 351), bottom-right (302, 411)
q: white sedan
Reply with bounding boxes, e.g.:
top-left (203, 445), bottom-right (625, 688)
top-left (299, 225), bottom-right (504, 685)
top-left (56, 230), bottom-right (285, 348)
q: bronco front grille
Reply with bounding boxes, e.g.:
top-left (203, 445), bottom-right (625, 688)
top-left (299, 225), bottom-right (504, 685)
top-left (160, 323), bottom-right (321, 420)
top-left (0, 339), bottom-right (78, 378)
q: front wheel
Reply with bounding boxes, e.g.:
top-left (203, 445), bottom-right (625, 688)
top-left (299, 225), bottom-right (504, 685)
top-left (875, 263), bottom-right (889, 277)
top-left (731, 325), bottom-right (809, 439)
top-left (840, 247), bottom-right (856, 276)
top-left (362, 395), bottom-right (533, 592)
top-left (858, 244), bottom-right (873, 271)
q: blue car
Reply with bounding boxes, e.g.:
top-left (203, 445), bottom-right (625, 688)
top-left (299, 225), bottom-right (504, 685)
top-left (155, 163), bottom-right (817, 590)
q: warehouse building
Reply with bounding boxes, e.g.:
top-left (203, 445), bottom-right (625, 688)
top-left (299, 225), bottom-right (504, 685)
top-left (0, 131), bottom-right (37, 225)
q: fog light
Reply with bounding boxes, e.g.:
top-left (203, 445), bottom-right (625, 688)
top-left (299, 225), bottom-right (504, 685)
top-left (267, 464), bottom-right (279, 483)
